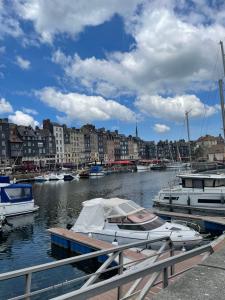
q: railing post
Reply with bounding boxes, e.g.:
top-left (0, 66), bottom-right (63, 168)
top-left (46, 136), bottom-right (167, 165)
top-left (169, 241), bottom-right (175, 275)
top-left (117, 251), bottom-right (124, 300)
top-left (25, 273), bottom-right (32, 300)
top-left (163, 267), bottom-right (168, 288)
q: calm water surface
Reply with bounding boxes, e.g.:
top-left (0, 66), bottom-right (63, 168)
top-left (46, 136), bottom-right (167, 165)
top-left (0, 170), bottom-right (176, 299)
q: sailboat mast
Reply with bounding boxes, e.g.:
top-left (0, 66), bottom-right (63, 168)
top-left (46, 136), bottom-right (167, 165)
top-left (219, 41), bottom-right (225, 140)
top-left (185, 111), bottom-right (192, 164)
top-left (219, 80), bottom-right (225, 140)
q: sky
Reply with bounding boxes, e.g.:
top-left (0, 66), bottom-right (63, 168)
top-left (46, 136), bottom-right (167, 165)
top-left (0, 0), bottom-right (225, 141)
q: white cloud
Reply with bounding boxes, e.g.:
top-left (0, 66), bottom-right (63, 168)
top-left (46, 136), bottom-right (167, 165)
top-left (22, 107), bottom-right (38, 115)
top-left (36, 87), bottom-right (136, 122)
top-left (8, 111), bottom-right (39, 128)
top-left (16, 56), bottom-right (31, 70)
top-left (0, 1), bottom-right (22, 39)
top-left (0, 98), bottom-right (13, 113)
top-left (135, 94), bottom-right (218, 122)
top-left (153, 123), bottom-right (170, 133)
top-left (15, 0), bottom-right (141, 43)
top-left (51, 2), bottom-right (225, 99)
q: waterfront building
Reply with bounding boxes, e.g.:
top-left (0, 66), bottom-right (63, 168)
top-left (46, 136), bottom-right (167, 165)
top-left (9, 124), bottom-right (23, 166)
top-left (81, 124), bottom-right (98, 163)
top-left (0, 118), bottom-right (10, 166)
top-left (208, 144), bottom-right (225, 162)
top-left (43, 119), bottom-right (64, 164)
top-left (105, 131), bottom-right (115, 162)
top-left (97, 128), bottom-right (107, 163)
top-left (64, 126), bottom-right (85, 166)
top-left (112, 130), bottom-right (121, 161)
top-left (16, 125), bottom-right (53, 167)
top-left (120, 135), bottom-right (129, 160)
top-left (36, 127), bottom-right (56, 167)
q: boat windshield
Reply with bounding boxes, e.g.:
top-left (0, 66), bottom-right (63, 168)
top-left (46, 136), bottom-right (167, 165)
top-left (109, 209), bottom-right (166, 231)
top-left (118, 216), bottom-right (165, 231)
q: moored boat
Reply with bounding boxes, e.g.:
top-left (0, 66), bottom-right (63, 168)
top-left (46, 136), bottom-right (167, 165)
top-left (89, 165), bottom-right (105, 177)
top-left (34, 175), bottom-right (49, 182)
top-left (137, 160), bottom-right (152, 172)
top-left (0, 176), bottom-right (38, 217)
top-left (153, 172), bottom-right (225, 212)
top-left (71, 197), bottom-right (202, 250)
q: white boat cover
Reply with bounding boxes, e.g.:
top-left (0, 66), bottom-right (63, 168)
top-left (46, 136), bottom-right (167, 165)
top-left (72, 198), bottom-right (143, 233)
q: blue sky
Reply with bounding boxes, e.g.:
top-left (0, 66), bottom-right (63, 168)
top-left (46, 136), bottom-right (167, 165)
top-left (0, 0), bottom-right (225, 141)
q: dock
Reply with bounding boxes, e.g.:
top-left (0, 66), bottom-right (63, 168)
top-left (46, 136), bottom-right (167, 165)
top-left (1, 221), bottom-right (225, 299)
top-left (154, 209), bottom-right (225, 235)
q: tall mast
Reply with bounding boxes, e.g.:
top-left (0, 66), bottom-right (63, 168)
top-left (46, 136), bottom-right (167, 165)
top-left (219, 41), bottom-right (225, 140)
top-left (220, 41), bottom-right (225, 76)
top-left (185, 111), bottom-right (192, 164)
top-left (219, 79), bottom-right (225, 140)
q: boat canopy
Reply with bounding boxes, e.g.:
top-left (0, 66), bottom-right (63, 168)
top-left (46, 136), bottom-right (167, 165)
top-left (1, 183), bottom-right (33, 203)
top-left (73, 198), bottom-right (143, 232)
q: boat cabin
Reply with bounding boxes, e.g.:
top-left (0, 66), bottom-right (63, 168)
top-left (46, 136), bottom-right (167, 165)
top-left (73, 198), bottom-right (165, 233)
top-left (0, 176), bottom-right (33, 203)
top-left (178, 173), bottom-right (225, 189)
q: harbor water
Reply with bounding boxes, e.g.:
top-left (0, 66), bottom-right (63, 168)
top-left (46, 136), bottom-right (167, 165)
top-left (0, 170), bottom-right (175, 299)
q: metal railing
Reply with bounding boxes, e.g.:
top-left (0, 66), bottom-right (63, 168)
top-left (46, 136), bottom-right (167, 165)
top-left (0, 236), bottom-right (171, 300)
top-left (51, 243), bottom-right (213, 300)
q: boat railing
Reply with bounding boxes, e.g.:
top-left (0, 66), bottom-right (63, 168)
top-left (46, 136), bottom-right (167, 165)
top-left (0, 236), bottom-right (213, 300)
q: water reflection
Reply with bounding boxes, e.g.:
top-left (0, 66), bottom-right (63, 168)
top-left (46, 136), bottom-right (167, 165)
top-left (0, 170), bottom-right (175, 299)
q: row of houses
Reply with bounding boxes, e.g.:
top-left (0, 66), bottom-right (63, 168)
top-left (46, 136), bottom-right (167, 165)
top-left (1, 118), bottom-right (223, 168)
top-left (0, 118), bottom-right (147, 168)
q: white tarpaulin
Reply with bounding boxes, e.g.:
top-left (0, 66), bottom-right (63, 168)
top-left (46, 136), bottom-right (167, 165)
top-left (72, 198), bottom-right (143, 233)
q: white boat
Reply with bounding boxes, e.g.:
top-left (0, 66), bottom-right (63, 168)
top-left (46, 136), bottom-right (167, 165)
top-left (166, 162), bottom-right (190, 169)
top-left (34, 175), bottom-right (49, 182)
top-left (72, 198), bottom-right (202, 250)
top-left (0, 176), bottom-right (39, 217)
top-left (137, 164), bottom-right (151, 172)
top-left (153, 172), bottom-right (225, 211)
top-left (48, 173), bottom-right (64, 181)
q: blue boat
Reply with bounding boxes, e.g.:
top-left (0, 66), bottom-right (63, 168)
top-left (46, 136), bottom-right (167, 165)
top-left (89, 166), bottom-right (105, 177)
top-left (0, 176), bottom-right (39, 217)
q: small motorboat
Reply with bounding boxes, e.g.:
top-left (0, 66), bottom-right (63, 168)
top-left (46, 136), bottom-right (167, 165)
top-left (34, 175), bottom-right (49, 182)
top-left (63, 174), bottom-right (74, 181)
top-left (151, 163), bottom-right (167, 171)
top-left (89, 165), bottom-right (105, 177)
top-left (79, 170), bottom-right (90, 178)
top-left (0, 176), bottom-right (39, 217)
top-left (72, 198), bottom-right (202, 250)
top-left (48, 173), bottom-right (64, 181)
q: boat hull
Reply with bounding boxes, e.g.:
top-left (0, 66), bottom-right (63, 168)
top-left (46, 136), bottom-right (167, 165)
top-left (79, 231), bottom-right (201, 250)
top-left (0, 200), bottom-right (39, 217)
top-left (137, 165), bottom-right (151, 172)
top-left (154, 187), bottom-right (225, 210)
